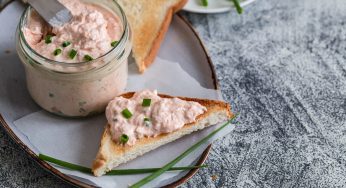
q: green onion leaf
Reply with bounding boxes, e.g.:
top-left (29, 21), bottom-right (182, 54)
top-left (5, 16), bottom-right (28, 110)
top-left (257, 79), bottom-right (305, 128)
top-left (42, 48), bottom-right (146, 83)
top-left (62, 41), bottom-right (71, 47)
top-left (201, 0), bottom-right (208, 6)
top-left (38, 153), bottom-right (207, 175)
top-left (69, 49), bottom-right (77, 59)
top-left (142, 99), bottom-right (151, 107)
top-left (144, 117), bottom-right (150, 122)
top-left (45, 35), bottom-right (53, 44)
top-left (130, 115), bottom-right (237, 188)
top-left (84, 54), bottom-right (93, 62)
top-left (122, 108), bottom-right (132, 119)
top-left (120, 134), bottom-right (129, 144)
top-left (53, 48), bottom-right (62, 56)
top-left (231, 0), bottom-right (243, 14)
top-left (111, 41), bottom-right (118, 47)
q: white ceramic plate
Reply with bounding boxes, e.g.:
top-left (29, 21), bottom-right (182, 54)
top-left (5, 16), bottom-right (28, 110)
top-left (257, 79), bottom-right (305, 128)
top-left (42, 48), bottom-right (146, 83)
top-left (0, 2), bottom-right (221, 188)
top-left (183, 0), bottom-right (257, 14)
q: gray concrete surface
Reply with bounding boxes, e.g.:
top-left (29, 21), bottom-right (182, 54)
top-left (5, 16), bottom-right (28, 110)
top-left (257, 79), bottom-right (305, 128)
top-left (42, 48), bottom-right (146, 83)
top-left (2, 0), bottom-right (346, 187)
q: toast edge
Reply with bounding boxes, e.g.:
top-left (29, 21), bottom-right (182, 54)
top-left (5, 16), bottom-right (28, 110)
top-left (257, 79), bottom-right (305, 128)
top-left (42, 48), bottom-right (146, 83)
top-left (139, 0), bottom-right (188, 72)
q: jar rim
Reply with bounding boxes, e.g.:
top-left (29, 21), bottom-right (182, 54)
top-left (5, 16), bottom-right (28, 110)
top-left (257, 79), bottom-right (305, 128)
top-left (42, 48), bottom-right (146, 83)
top-left (18, 0), bottom-right (129, 68)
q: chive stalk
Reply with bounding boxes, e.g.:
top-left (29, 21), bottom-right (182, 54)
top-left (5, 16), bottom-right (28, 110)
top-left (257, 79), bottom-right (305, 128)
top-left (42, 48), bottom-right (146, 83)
top-left (120, 134), bottom-right (129, 144)
top-left (144, 117), bottom-right (151, 127)
top-left (39, 154), bottom-right (90, 173)
top-left (45, 35), bottom-right (53, 44)
top-left (69, 49), bottom-right (77, 59)
top-left (53, 48), bottom-right (62, 56)
top-left (62, 41), bottom-right (71, 47)
top-left (122, 108), bottom-right (133, 119)
top-left (38, 154), bottom-right (207, 175)
top-left (84, 54), bottom-right (93, 62)
top-left (200, 0), bottom-right (243, 14)
top-left (130, 115), bottom-right (237, 188)
top-left (142, 99), bottom-right (151, 107)
top-left (201, 0), bottom-right (208, 6)
top-left (106, 165), bottom-right (208, 175)
top-left (231, 0), bottom-right (243, 14)
top-left (111, 41), bottom-right (118, 47)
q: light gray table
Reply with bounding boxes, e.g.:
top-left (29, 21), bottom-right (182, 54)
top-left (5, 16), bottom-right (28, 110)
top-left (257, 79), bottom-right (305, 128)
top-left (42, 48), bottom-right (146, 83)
top-left (2, 0), bottom-right (346, 187)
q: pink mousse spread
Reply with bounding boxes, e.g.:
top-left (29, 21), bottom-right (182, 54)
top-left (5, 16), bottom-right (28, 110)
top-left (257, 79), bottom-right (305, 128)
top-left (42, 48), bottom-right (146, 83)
top-left (23, 0), bottom-right (122, 62)
top-left (106, 90), bottom-right (207, 146)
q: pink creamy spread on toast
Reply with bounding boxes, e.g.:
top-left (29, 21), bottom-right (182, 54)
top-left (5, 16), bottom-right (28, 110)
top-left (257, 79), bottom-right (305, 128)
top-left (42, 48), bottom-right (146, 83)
top-left (105, 90), bottom-right (207, 146)
top-left (23, 0), bottom-right (122, 62)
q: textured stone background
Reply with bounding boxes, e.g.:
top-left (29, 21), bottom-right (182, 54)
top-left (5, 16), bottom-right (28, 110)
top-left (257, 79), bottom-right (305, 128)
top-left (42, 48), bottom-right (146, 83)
top-left (2, 0), bottom-right (346, 187)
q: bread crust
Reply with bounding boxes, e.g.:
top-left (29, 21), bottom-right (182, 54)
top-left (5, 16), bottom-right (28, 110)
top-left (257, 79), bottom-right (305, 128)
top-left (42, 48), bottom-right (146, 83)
top-left (92, 92), bottom-right (233, 176)
top-left (139, 0), bottom-right (188, 72)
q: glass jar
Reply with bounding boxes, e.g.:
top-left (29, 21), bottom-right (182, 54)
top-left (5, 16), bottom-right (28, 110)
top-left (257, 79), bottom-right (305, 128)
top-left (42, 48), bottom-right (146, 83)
top-left (16, 0), bottom-right (132, 117)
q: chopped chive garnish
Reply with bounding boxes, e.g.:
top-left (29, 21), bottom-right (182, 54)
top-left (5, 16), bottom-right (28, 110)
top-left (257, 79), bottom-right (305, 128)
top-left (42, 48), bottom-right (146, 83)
top-left (38, 153), bottom-right (207, 175)
top-left (111, 41), bottom-right (118, 47)
top-left (201, 0), bottom-right (208, 6)
top-left (69, 49), bottom-right (77, 59)
top-left (45, 35), bottom-right (53, 44)
top-left (53, 48), bottom-right (62, 56)
top-left (122, 108), bottom-right (132, 119)
top-left (120, 134), bottom-right (129, 144)
top-left (62, 41), bottom-right (71, 47)
top-left (79, 101), bottom-right (87, 106)
top-left (142, 99), bottom-right (151, 107)
top-left (144, 117), bottom-right (151, 127)
top-left (130, 115), bottom-right (237, 188)
top-left (231, 0), bottom-right (243, 14)
top-left (84, 54), bottom-right (93, 61)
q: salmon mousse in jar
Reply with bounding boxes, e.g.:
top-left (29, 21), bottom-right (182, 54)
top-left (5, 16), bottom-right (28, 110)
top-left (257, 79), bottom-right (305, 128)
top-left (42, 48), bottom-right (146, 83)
top-left (15, 0), bottom-right (132, 117)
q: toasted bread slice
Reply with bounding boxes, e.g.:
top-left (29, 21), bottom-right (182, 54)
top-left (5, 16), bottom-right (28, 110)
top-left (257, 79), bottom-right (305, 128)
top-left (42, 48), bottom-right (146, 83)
top-left (92, 92), bottom-right (233, 176)
top-left (116, 0), bottom-right (187, 73)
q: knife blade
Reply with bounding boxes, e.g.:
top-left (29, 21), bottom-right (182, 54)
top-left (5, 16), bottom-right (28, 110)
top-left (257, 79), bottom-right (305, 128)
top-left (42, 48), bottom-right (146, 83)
top-left (27, 0), bottom-right (72, 27)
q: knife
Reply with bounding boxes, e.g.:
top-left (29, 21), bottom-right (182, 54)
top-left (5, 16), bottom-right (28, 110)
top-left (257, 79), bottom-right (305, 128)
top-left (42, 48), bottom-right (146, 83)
top-left (26, 0), bottom-right (72, 27)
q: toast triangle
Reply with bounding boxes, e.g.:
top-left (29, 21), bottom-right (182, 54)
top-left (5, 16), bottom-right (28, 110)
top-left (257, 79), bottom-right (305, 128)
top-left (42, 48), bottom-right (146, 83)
top-left (92, 92), bottom-right (233, 176)
top-left (116, 0), bottom-right (187, 73)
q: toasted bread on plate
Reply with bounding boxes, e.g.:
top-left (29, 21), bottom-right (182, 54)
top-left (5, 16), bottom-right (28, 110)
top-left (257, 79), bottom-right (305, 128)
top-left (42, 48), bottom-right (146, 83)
top-left (116, 0), bottom-right (187, 72)
top-left (92, 92), bottom-right (233, 176)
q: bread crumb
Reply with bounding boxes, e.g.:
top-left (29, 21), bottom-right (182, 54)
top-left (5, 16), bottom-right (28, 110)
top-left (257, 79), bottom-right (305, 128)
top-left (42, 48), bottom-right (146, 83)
top-left (211, 175), bottom-right (218, 181)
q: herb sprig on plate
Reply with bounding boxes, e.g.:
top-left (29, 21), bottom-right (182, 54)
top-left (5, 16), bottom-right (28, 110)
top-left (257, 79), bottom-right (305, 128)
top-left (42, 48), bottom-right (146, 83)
top-left (38, 153), bottom-right (207, 175)
top-left (130, 115), bottom-right (237, 187)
